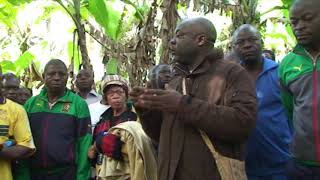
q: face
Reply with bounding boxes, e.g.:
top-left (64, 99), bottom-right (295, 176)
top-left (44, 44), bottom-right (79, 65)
top-left (105, 85), bottom-right (127, 110)
top-left (75, 70), bottom-right (94, 91)
top-left (44, 64), bottom-right (68, 92)
top-left (158, 66), bottom-right (172, 85)
top-left (233, 30), bottom-right (262, 63)
top-left (290, 1), bottom-right (320, 47)
top-left (2, 76), bottom-right (20, 102)
top-left (150, 65), bottom-right (172, 89)
top-left (18, 88), bottom-right (31, 105)
top-left (170, 23), bottom-right (200, 64)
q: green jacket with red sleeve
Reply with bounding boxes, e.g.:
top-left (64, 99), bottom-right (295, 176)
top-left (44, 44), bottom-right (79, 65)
top-left (279, 45), bottom-right (320, 166)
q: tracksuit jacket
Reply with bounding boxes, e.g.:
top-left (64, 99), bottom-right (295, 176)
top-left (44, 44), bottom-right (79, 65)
top-left (246, 58), bottom-right (292, 176)
top-left (279, 45), bottom-right (320, 166)
top-left (24, 88), bottom-right (92, 180)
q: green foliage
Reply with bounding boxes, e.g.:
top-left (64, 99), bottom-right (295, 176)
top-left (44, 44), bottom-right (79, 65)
top-left (68, 41), bottom-right (82, 72)
top-left (106, 58), bottom-right (118, 75)
top-left (281, 0), bottom-right (293, 8)
top-left (0, 0), bottom-right (34, 27)
top-left (0, 0), bottom-right (17, 28)
top-left (14, 51), bottom-right (34, 75)
top-left (0, 60), bottom-right (16, 72)
top-left (6, 0), bottom-right (31, 6)
top-left (0, 51), bottom-right (35, 75)
top-left (35, 4), bottom-right (64, 24)
top-left (87, 0), bottom-right (122, 40)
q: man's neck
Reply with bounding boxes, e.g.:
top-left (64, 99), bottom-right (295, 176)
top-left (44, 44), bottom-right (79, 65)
top-left (243, 56), bottom-right (263, 81)
top-left (78, 89), bottom-right (91, 99)
top-left (304, 45), bottom-right (320, 60)
top-left (47, 89), bottom-right (65, 103)
top-left (187, 49), bottom-right (212, 72)
top-left (243, 56), bottom-right (263, 71)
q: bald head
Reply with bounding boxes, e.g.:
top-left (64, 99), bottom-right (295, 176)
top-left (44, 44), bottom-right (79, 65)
top-left (178, 17), bottom-right (217, 44)
top-left (170, 17), bottom-right (218, 66)
top-left (232, 24), bottom-right (261, 44)
top-left (232, 24), bottom-right (263, 64)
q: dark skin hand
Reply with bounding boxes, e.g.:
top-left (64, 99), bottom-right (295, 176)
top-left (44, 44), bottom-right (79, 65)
top-left (130, 87), bottom-right (183, 112)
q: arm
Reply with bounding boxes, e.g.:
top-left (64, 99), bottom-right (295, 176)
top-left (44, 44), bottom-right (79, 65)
top-left (0, 145), bottom-right (33, 160)
top-left (130, 87), bottom-right (163, 143)
top-left (0, 144), bottom-right (33, 160)
top-left (76, 100), bottom-right (93, 180)
top-left (278, 60), bottom-right (294, 130)
top-left (177, 68), bottom-right (257, 143)
top-left (0, 105), bottom-right (35, 160)
top-left (280, 81), bottom-right (294, 130)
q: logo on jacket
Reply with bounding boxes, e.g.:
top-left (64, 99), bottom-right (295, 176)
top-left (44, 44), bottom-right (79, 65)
top-left (293, 64), bottom-right (303, 72)
top-left (62, 103), bottom-right (71, 112)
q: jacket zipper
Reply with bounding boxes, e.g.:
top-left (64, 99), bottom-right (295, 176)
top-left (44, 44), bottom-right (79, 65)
top-left (307, 51), bottom-right (320, 161)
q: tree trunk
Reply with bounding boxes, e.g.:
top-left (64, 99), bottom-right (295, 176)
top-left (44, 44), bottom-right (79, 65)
top-left (159, 0), bottom-right (179, 64)
top-left (73, 0), bottom-right (91, 70)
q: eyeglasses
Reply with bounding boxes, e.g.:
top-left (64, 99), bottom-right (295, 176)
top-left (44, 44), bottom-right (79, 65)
top-left (106, 89), bottom-right (125, 96)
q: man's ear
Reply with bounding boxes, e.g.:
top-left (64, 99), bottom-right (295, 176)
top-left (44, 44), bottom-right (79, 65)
top-left (197, 34), bottom-right (207, 46)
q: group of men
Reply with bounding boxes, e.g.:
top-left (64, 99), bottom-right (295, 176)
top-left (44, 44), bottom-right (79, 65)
top-left (1, 0), bottom-right (320, 179)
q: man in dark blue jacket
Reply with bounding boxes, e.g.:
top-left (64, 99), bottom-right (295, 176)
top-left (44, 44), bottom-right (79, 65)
top-left (232, 24), bottom-right (292, 179)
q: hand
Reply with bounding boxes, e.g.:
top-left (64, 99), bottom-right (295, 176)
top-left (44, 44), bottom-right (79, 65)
top-left (87, 144), bottom-right (96, 159)
top-left (135, 89), bottom-right (183, 112)
top-left (129, 87), bottom-right (147, 108)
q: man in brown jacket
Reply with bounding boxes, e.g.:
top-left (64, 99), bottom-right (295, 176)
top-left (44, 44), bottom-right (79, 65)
top-left (130, 17), bottom-right (257, 180)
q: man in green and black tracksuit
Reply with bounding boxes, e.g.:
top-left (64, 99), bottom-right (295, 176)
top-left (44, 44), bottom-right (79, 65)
top-left (24, 59), bottom-right (92, 180)
top-left (279, 0), bottom-right (320, 179)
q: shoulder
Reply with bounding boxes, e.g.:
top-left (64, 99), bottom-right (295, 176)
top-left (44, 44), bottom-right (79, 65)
top-left (213, 60), bottom-right (248, 79)
top-left (24, 94), bottom-right (45, 113)
top-left (67, 90), bottom-right (88, 106)
top-left (67, 91), bottom-right (90, 118)
top-left (25, 95), bottom-right (40, 105)
top-left (6, 99), bottom-right (25, 113)
top-left (280, 51), bottom-right (297, 69)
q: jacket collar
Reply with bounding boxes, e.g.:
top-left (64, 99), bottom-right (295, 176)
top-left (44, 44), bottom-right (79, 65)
top-left (173, 49), bottom-right (224, 77)
top-left (255, 57), bottom-right (278, 82)
top-left (293, 44), bottom-right (320, 59)
top-left (293, 44), bottom-right (309, 57)
top-left (38, 88), bottom-right (72, 103)
top-left (261, 57), bottom-right (278, 74)
top-left (89, 90), bottom-right (100, 97)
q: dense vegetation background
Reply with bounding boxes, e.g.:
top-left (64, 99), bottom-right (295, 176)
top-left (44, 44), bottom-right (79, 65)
top-left (0, 0), bottom-right (294, 89)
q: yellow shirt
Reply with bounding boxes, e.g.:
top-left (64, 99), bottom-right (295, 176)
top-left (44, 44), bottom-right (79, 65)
top-left (0, 99), bottom-right (35, 180)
